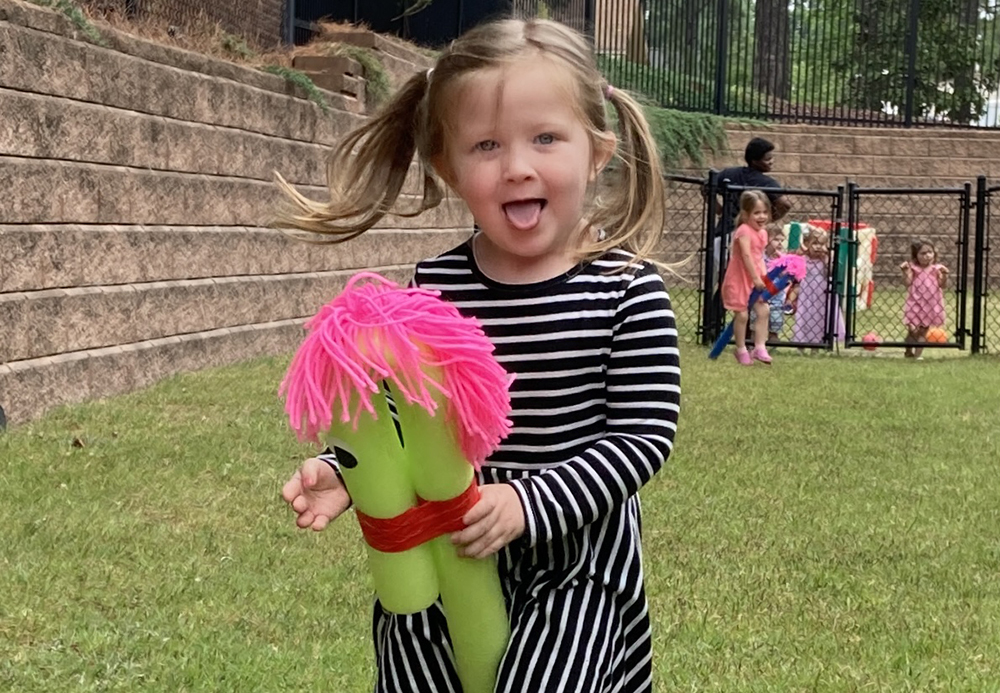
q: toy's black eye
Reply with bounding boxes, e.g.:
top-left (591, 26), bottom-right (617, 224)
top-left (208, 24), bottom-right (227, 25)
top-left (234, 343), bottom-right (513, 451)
top-left (333, 446), bottom-right (358, 469)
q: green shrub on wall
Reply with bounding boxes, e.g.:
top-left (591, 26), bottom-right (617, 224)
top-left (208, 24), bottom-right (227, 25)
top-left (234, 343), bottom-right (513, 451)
top-left (261, 65), bottom-right (330, 114)
top-left (28, 0), bottom-right (106, 46)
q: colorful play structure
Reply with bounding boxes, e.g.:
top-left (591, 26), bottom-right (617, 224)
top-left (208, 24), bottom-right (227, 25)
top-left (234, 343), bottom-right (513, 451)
top-left (784, 219), bottom-right (879, 312)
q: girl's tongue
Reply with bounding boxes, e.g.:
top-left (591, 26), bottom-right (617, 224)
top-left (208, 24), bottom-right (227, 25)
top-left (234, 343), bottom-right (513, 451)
top-left (503, 200), bottom-right (543, 230)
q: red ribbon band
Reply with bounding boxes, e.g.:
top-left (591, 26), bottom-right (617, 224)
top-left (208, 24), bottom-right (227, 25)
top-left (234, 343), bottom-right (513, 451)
top-left (355, 482), bottom-right (480, 553)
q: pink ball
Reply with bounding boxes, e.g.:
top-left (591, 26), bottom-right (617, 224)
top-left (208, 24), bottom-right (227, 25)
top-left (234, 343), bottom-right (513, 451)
top-left (862, 331), bottom-right (881, 351)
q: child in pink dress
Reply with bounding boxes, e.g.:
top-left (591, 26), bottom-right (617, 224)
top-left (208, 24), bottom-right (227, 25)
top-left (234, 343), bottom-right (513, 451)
top-left (789, 227), bottom-right (845, 351)
top-left (900, 239), bottom-right (949, 359)
top-left (721, 190), bottom-right (771, 365)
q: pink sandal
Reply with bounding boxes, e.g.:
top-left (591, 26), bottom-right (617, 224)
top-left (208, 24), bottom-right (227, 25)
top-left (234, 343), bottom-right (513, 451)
top-left (752, 346), bottom-right (772, 364)
top-left (735, 348), bottom-right (753, 366)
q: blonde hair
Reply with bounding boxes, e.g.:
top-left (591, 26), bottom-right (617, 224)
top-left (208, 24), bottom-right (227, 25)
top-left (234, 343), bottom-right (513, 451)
top-left (735, 190), bottom-right (770, 226)
top-left (275, 18), bottom-right (667, 265)
top-left (805, 226), bottom-right (829, 248)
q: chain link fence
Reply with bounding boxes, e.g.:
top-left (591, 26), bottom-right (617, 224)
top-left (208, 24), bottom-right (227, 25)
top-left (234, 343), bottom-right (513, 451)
top-left (660, 175), bottom-right (707, 344)
top-left (981, 184), bottom-right (1000, 353)
top-left (713, 185), bottom-right (843, 351)
top-left (845, 186), bottom-right (970, 353)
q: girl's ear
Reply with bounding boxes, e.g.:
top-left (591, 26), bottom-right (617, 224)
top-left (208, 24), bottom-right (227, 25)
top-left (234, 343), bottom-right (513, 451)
top-left (589, 130), bottom-right (617, 182)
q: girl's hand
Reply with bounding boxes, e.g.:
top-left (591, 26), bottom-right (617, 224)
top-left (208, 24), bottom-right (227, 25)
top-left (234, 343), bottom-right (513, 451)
top-left (451, 484), bottom-right (525, 559)
top-left (899, 261), bottom-right (911, 273)
top-left (281, 457), bottom-right (352, 531)
top-left (753, 276), bottom-right (766, 291)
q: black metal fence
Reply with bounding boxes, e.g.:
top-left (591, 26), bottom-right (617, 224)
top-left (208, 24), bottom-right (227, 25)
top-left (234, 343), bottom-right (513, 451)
top-left (291, 0), bottom-right (513, 46)
top-left (844, 184), bottom-right (971, 353)
top-left (592, 0), bottom-right (1000, 129)
top-left (669, 173), bottom-right (1000, 356)
top-left (660, 175), bottom-right (708, 341)
top-left (294, 0), bottom-right (1000, 129)
top-left (979, 180), bottom-right (1000, 351)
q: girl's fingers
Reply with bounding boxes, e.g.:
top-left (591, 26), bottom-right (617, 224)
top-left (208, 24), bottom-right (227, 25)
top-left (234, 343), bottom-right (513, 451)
top-left (452, 518), bottom-right (490, 547)
top-left (462, 530), bottom-right (501, 559)
top-left (291, 495), bottom-right (310, 513)
top-left (461, 497), bottom-right (493, 525)
top-left (296, 509), bottom-right (315, 528)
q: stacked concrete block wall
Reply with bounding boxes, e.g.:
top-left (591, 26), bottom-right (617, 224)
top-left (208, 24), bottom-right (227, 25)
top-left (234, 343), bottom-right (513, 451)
top-left (4, 0), bottom-right (998, 426)
top-left (0, 0), bottom-right (463, 425)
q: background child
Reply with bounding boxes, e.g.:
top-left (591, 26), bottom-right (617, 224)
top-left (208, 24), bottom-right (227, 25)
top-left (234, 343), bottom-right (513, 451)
top-left (900, 239), bottom-right (949, 359)
top-left (277, 18), bottom-right (680, 693)
top-left (721, 190), bottom-right (772, 365)
top-left (790, 227), bottom-right (845, 350)
top-left (749, 224), bottom-right (789, 342)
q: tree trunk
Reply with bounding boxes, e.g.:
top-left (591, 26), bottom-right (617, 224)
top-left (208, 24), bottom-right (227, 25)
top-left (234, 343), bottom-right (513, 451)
top-left (753, 0), bottom-right (791, 100)
top-left (626, 0), bottom-right (649, 64)
top-left (951, 0), bottom-right (980, 123)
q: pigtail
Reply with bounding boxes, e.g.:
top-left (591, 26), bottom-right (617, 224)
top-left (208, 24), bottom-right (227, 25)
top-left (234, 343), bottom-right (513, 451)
top-left (274, 70), bottom-right (443, 242)
top-left (586, 86), bottom-right (667, 267)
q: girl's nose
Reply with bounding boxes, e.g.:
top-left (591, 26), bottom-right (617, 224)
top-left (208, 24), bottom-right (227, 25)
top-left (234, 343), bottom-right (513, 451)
top-left (503, 146), bottom-right (535, 181)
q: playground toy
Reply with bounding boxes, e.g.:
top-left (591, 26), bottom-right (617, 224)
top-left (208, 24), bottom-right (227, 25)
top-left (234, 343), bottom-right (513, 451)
top-left (862, 331), bottom-right (882, 351)
top-left (784, 220), bottom-right (879, 311)
top-left (279, 272), bottom-right (513, 693)
top-left (926, 327), bottom-right (948, 343)
top-left (709, 254), bottom-right (808, 359)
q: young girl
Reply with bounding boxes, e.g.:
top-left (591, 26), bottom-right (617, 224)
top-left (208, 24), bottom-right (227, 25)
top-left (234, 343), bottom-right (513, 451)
top-left (900, 239), bottom-right (949, 359)
top-left (748, 224), bottom-right (789, 342)
top-left (277, 19), bottom-right (679, 693)
top-left (790, 227), bottom-right (845, 350)
top-left (720, 190), bottom-right (772, 365)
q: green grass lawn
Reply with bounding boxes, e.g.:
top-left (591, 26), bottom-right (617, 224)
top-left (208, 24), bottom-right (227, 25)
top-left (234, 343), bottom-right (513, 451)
top-left (670, 281), bottom-right (1000, 355)
top-left (2, 346), bottom-right (1000, 691)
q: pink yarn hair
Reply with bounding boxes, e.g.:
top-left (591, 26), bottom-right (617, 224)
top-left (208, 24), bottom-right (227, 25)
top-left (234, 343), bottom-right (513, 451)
top-left (279, 272), bottom-right (513, 468)
top-left (768, 253), bottom-right (807, 281)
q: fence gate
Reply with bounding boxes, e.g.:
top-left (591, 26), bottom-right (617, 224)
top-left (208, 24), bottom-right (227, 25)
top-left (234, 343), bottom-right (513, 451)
top-left (975, 179), bottom-right (999, 354)
top-left (706, 180), bottom-right (843, 351)
top-left (661, 175), bottom-right (709, 344)
top-left (844, 184), bottom-right (971, 352)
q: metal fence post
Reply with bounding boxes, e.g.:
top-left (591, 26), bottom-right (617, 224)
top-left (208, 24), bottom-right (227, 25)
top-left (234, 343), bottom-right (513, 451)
top-left (903, 0), bottom-right (920, 127)
top-left (284, 0), bottom-right (296, 45)
top-left (844, 182), bottom-right (858, 345)
top-left (701, 171), bottom-right (720, 345)
top-left (972, 175), bottom-right (987, 354)
top-left (959, 182), bottom-right (972, 350)
top-left (826, 191), bottom-right (846, 351)
top-left (713, 0), bottom-right (728, 116)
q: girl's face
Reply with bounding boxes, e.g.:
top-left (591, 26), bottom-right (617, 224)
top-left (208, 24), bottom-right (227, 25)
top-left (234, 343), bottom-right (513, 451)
top-left (915, 244), bottom-right (936, 267)
top-left (807, 236), bottom-right (827, 259)
top-left (748, 201), bottom-right (770, 230)
top-left (765, 232), bottom-right (784, 256)
top-left (437, 58), bottom-right (615, 283)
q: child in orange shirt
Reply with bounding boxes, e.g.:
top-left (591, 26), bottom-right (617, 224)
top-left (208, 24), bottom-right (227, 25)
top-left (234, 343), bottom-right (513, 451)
top-left (721, 190), bottom-right (771, 365)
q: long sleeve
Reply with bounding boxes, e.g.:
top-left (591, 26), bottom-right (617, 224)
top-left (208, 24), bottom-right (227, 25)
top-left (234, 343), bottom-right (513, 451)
top-left (506, 266), bottom-right (680, 547)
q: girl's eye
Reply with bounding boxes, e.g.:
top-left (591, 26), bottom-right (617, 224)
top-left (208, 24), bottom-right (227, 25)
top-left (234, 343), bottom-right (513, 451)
top-left (475, 140), bottom-right (499, 152)
top-left (536, 133), bottom-right (555, 145)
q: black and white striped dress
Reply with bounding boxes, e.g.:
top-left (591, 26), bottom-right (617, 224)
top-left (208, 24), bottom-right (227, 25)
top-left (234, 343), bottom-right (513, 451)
top-left (367, 241), bottom-right (680, 693)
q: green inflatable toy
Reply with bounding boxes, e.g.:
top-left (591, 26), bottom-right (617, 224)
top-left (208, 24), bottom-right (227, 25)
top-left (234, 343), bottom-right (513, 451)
top-left (280, 272), bottom-right (512, 693)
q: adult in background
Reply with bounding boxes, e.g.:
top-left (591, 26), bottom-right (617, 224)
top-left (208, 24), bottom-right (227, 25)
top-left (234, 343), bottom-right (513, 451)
top-left (709, 137), bottom-right (793, 325)
top-left (716, 138), bottom-right (791, 218)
